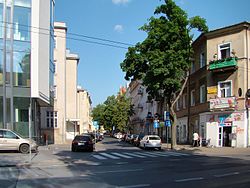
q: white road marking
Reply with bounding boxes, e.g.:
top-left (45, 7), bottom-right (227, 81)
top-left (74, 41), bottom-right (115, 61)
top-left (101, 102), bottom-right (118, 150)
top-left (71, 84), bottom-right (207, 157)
top-left (111, 152), bottom-right (133, 159)
top-left (118, 184), bottom-right (151, 188)
top-left (144, 152), bottom-right (171, 157)
top-left (123, 152), bottom-right (146, 158)
top-left (94, 169), bottom-right (143, 174)
top-left (92, 154), bottom-right (107, 160)
top-left (214, 172), bottom-right (239, 177)
top-left (99, 153), bottom-right (120, 159)
top-left (134, 152), bottom-right (157, 157)
top-left (175, 177), bottom-right (204, 182)
top-left (164, 151), bottom-right (189, 156)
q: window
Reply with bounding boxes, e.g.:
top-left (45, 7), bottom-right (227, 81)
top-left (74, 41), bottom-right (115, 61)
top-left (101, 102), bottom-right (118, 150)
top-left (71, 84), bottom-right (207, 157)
top-left (218, 81), bottom-right (232, 97)
top-left (219, 43), bottom-right (231, 59)
top-left (46, 111), bottom-right (58, 128)
top-left (183, 94), bottom-right (187, 109)
top-left (199, 52), bottom-right (205, 68)
top-left (200, 85), bottom-right (206, 103)
top-left (3, 130), bottom-right (16, 139)
top-left (176, 98), bottom-right (180, 111)
top-left (191, 61), bottom-right (195, 73)
top-left (191, 90), bottom-right (195, 106)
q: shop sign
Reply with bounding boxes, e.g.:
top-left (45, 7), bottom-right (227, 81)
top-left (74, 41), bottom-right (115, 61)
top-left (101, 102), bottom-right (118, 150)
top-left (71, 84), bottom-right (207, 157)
top-left (209, 97), bottom-right (237, 110)
top-left (207, 86), bottom-right (217, 94)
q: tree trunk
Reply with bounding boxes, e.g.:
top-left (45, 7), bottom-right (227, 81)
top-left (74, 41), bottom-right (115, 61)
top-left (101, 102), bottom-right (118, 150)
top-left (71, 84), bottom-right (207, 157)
top-left (170, 104), bottom-right (177, 149)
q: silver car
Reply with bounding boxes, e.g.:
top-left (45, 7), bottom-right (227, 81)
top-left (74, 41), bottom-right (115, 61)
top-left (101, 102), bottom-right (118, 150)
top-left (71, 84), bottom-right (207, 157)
top-left (0, 129), bottom-right (38, 154)
top-left (140, 135), bottom-right (162, 150)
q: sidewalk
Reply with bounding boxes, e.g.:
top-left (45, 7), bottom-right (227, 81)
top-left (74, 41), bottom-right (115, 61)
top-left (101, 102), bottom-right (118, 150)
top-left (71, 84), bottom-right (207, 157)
top-left (162, 143), bottom-right (250, 155)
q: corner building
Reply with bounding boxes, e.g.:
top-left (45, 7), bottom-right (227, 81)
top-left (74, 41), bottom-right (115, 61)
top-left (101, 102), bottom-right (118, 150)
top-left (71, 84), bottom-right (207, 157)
top-left (0, 0), bottom-right (55, 141)
top-left (176, 22), bottom-right (250, 147)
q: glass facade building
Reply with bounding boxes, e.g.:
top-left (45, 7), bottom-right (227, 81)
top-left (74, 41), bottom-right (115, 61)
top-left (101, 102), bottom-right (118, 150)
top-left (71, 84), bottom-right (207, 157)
top-left (0, 0), bottom-right (54, 140)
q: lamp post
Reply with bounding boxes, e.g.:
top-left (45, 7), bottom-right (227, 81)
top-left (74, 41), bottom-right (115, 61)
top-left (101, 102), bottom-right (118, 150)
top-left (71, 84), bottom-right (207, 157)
top-left (246, 89), bottom-right (250, 147)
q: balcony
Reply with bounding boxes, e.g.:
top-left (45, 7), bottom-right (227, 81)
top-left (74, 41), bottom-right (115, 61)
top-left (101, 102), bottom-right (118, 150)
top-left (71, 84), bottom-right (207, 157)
top-left (209, 57), bottom-right (237, 72)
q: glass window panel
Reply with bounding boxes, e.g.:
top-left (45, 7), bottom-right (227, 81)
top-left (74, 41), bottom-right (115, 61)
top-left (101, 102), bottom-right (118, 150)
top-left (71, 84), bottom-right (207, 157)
top-left (47, 118), bottom-right (49, 127)
top-left (0, 3), bottom-right (3, 38)
top-left (3, 130), bottom-right (16, 138)
top-left (14, 0), bottom-right (31, 8)
top-left (13, 5), bottom-right (31, 41)
top-left (13, 50), bottom-right (30, 86)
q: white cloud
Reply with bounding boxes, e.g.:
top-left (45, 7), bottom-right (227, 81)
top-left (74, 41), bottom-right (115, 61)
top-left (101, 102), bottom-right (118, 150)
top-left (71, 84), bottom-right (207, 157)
top-left (112, 0), bottom-right (130, 5)
top-left (114, 24), bottom-right (124, 33)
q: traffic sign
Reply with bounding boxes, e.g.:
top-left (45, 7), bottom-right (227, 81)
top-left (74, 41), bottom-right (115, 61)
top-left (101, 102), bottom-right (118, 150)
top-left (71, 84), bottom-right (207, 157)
top-left (165, 120), bottom-right (171, 127)
top-left (154, 120), bottom-right (159, 128)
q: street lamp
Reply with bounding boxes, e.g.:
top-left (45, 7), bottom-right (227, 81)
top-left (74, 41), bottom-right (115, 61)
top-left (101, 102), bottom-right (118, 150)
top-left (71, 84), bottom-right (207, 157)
top-left (245, 89), bottom-right (250, 147)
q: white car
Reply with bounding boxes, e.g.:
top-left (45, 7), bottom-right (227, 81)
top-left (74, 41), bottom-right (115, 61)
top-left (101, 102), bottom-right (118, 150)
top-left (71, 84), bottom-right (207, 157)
top-left (140, 135), bottom-right (162, 150)
top-left (0, 129), bottom-right (38, 154)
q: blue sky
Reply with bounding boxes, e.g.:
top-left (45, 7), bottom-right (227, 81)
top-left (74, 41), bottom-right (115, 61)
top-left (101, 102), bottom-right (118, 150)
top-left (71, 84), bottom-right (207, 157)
top-left (55, 0), bottom-right (250, 107)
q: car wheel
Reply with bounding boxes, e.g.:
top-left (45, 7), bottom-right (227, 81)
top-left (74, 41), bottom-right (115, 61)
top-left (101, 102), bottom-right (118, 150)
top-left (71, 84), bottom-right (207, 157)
top-left (89, 147), bottom-right (94, 152)
top-left (158, 147), bottom-right (162, 151)
top-left (71, 146), bottom-right (76, 152)
top-left (19, 144), bottom-right (30, 154)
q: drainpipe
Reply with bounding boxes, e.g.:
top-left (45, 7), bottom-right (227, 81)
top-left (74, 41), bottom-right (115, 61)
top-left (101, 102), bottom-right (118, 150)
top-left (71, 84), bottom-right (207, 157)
top-left (246, 26), bottom-right (249, 147)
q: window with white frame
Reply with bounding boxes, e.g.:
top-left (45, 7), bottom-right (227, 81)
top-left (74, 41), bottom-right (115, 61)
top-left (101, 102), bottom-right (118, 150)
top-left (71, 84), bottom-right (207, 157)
top-left (183, 93), bottom-right (187, 109)
top-left (219, 43), bottom-right (231, 59)
top-left (200, 84), bottom-right (206, 103)
top-left (46, 111), bottom-right (58, 128)
top-left (218, 81), bottom-right (232, 97)
top-left (191, 90), bottom-right (195, 106)
top-left (199, 52), bottom-right (206, 68)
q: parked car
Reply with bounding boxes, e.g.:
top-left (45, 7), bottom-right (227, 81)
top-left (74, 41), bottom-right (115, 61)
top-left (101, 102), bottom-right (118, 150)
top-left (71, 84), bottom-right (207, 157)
top-left (82, 133), bottom-right (96, 142)
top-left (0, 129), bottom-right (38, 154)
top-left (134, 134), bottom-right (145, 147)
top-left (71, 135), bottom-right (95, 152)
top-left (140, 135), bottom-right (162, 150)
top-left (114, 132), bottom-right (123, 139)
top-left (130, 134), bottom-right (138, 144)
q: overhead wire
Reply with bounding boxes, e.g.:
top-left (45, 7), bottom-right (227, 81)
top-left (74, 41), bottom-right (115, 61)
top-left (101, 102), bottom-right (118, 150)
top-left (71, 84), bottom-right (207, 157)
top-left (0, 21), bottom-right (134, 49)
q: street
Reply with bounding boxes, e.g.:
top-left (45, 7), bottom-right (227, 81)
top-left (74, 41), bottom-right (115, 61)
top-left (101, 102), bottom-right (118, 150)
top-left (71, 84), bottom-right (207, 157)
top-left (1, 136), bottom-right (250, 188)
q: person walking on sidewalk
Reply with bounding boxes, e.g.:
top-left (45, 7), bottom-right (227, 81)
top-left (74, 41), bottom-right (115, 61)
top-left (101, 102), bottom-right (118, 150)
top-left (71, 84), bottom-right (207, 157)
top-left (193, 132), bottom-right (199, 147)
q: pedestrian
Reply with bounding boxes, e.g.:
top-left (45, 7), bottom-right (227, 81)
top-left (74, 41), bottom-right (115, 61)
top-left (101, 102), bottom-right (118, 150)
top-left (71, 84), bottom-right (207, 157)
top-left (193, 132), bottom-right (199, 147)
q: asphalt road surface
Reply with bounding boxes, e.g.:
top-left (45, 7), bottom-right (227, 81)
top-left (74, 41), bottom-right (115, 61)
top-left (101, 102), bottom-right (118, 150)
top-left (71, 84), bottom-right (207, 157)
top-left (1, 136), bottom-right (250, 188)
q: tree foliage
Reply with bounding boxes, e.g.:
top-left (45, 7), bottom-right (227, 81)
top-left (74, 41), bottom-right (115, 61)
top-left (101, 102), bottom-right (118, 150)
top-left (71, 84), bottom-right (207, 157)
top-left (120, 0), bottom-right (208, 148)
top-left (92, 94), bottom-right (134, 132)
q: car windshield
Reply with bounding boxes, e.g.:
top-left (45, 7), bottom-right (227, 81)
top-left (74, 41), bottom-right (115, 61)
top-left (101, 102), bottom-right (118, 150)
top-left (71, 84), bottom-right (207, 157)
top-left (149, 136), bottom-right (160, 140)
top-left (74, 136), bottom-right (90, 141)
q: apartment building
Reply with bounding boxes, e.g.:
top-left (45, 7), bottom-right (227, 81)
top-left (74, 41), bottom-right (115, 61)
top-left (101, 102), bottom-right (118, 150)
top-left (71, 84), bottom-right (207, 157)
top-left (176, 22), bottom-right (250, 148)
top-left (41, 22), bottom-right (80, 144)
top-left (77, 86), bottom-right (92, 134)
top-left (0, 0), bottom-right (55, 140)
top-left (127, 80), bottom-right (163, 136)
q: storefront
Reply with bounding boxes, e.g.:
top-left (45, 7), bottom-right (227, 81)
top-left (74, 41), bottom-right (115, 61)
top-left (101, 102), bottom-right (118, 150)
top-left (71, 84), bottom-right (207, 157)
top-left (200, 111), bottom-right (246, 147)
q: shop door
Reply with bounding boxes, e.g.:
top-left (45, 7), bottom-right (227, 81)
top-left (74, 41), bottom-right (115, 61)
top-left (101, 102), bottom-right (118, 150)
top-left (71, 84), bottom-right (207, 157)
top-left (222, 126), bottom-right (232, 147)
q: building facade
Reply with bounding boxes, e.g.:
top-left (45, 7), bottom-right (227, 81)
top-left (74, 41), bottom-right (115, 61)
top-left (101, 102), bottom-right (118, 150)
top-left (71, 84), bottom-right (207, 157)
top-left (77, 86), bottom-right (92, 134)
top-left (176, 22), bottom-right (250, 147)
top-left (0, 0), bottom-right (55, 141)
top-left (40, 22), bottom-right (89, 144)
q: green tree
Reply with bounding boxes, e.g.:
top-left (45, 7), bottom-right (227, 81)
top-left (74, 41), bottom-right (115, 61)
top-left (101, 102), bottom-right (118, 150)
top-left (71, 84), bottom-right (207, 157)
top-left (92, 94), bottom-right (134, 132)
top-left (91, 103), bottom-right (106, 128)
top-left (120, 0), bottom-right (208, 148)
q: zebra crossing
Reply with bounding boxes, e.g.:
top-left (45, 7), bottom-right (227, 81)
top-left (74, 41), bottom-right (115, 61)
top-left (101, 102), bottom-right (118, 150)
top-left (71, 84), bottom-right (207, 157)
top-left (92, 151), bottom-right (189, 160)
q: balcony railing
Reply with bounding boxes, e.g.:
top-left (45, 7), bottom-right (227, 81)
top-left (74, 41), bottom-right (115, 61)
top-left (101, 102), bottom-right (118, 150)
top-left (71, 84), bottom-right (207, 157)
top-left (209, 57), bottom-right (237, 71)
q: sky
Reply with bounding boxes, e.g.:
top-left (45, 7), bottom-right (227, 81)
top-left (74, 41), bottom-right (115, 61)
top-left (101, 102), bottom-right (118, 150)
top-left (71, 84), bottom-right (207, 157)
top-left (55, 0), bottom-right (250, 107)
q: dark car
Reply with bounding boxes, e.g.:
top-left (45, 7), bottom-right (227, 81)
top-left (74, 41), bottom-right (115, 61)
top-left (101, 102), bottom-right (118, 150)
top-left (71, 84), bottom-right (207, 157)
top-left (71, 135), bottom-right (95, 152)
top-left (82, 133), bottom-right (96, 142)
top-left (134, 134), bottom-right (145, 147)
